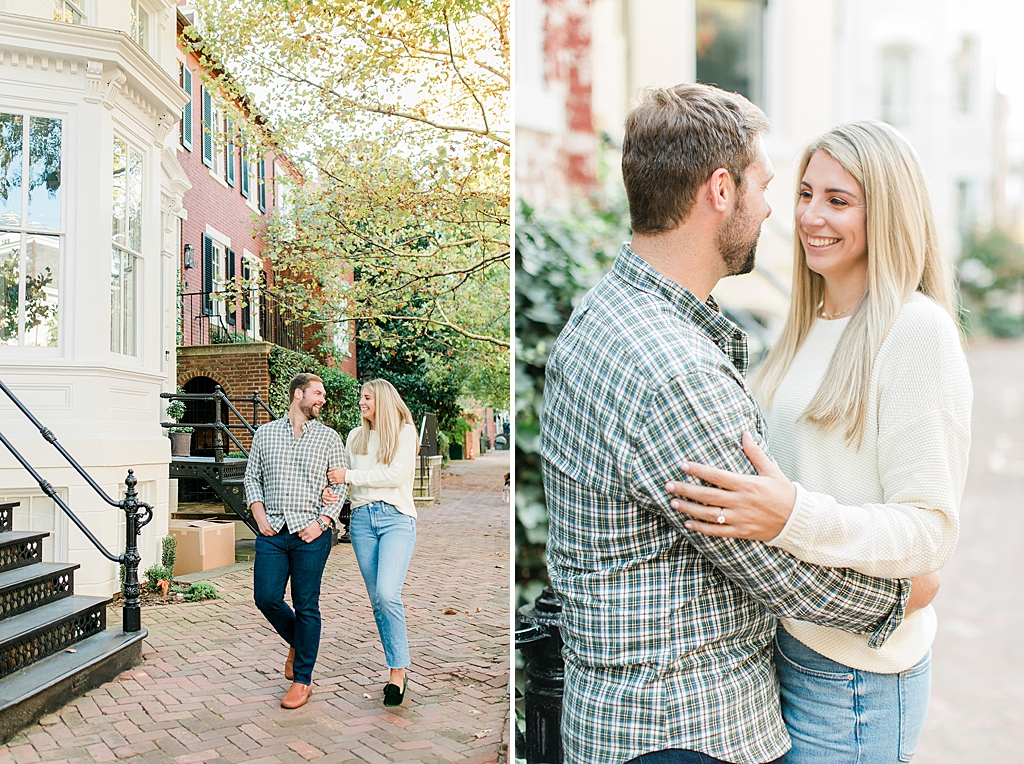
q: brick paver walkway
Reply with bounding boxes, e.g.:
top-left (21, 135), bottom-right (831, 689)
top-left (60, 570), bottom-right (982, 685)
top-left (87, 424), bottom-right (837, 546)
top-left (0, 451), bottom-right (511, 764)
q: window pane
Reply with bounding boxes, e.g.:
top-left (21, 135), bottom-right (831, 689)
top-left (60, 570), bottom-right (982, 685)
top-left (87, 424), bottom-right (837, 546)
top-left (0, 232), bottom-right (20, 345)
top-left (123, 253), bottom-right (136, 356)
top-left (112, 139), bottom-right (127, 247)
top-left (0, 113), bottom-right (23, 227)
top-left (882, 49), bottom-right (912, 127)
top-left (127, 146), bottom-right (142, 252)
top-left (24, 234), bottom-right (58, 347)
top-left (110, 247), bottom-right (122, 352)
top-left (28, 117), bottom-right (61, 232)
top-left (696, 0), bottom-right (764, 106)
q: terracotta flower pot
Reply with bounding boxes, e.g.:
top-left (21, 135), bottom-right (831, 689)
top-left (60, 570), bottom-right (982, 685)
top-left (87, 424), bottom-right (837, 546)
top-left (170, 431), bottom-right (192, 457)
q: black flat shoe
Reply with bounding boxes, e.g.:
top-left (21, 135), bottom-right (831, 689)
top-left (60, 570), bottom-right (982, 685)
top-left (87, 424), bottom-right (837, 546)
top-left (383, 676), bottom-right (408, 707)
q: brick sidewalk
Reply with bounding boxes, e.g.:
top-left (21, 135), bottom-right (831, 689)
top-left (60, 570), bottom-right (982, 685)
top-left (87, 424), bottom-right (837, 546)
top-left (0, 451), bottom-right (511, 764)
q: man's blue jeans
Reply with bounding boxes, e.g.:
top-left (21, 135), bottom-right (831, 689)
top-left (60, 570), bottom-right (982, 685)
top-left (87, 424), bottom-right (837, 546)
top-left (253, 525), bottom-right (332, 685)
top-left (626, 750), bottom-right (778, 763)
top-left (349, 501), bottom-right (416, 669)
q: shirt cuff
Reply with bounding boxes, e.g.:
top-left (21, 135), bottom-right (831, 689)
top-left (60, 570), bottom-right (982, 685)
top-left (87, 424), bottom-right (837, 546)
top-left (767, 481), bottom-right (814, 550)
top-left (868, 577), bottom-right (912, 649)
top-left (319, 484), bottom-right (348, 522)
top-left (245, 487), bottom-right (265, 506)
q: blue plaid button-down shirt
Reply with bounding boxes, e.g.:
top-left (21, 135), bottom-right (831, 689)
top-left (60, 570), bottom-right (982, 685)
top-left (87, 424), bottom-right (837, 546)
top-left (540, 244), bottom-right (910, 764)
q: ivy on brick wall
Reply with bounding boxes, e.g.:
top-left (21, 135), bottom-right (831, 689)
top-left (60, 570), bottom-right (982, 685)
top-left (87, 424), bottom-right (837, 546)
top-left (267, 346), bottom-right (362, 437)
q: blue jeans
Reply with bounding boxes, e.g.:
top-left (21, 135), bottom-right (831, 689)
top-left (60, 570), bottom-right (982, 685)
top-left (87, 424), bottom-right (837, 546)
top-left (349, 501), bottom-right (416, 669)
top-left (775, 627), bottom-right (931, 763)
top-left (253, 525), bottom-right (332, 685)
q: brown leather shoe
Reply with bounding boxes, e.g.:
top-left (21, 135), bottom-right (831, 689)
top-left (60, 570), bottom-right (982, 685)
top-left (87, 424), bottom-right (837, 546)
top-left (281, 682), bottom-right (312, 709)
top-left (284, 647), bottom-right (295, 680)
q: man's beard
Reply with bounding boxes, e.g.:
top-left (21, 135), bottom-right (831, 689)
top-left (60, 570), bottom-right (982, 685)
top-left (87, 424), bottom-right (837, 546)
top-left (300, 399), bottom-right (321, 420)
top-left (717, 198), bottom-right (760, 276)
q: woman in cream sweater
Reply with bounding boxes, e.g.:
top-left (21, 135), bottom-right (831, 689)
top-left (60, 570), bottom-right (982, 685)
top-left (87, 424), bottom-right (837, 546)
top-left (666, 121), bottom-right (972, 762)
top-left (325, 379), bottom-right (419, 707)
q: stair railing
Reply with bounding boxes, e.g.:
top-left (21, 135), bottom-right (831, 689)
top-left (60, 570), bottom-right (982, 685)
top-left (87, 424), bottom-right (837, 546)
top-left (159, 386), bottom-right (276, 461)
top-left (0, 377), bottom-right (153, 634)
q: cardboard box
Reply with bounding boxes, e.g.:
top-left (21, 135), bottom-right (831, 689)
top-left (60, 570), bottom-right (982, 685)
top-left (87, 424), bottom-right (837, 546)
top-left (169, 520), bottom-right (235, 575)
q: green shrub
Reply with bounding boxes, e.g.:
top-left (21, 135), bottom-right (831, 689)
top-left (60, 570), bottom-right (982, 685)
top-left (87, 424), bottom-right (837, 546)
top-left (184, 582), bottom-right (218, 602)
top-left (161, 535), bottom-right (177, 571)
top-left (143, 564), bottom-right (174, 592)
top-left (267, 346), bottom-right (361, 436)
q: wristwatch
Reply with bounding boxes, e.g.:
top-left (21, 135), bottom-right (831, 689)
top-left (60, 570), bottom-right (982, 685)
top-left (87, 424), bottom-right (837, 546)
top-left (316, 516), bottom-right (331, 533)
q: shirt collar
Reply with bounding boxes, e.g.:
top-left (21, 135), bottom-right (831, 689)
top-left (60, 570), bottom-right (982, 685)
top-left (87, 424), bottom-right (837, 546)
top-left (612, 243), bottom-right (748, 374)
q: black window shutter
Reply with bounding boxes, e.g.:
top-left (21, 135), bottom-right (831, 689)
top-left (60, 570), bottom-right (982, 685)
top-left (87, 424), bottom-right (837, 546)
top-left (240, 145), bottom-right (249, 198)
top-left (226, 248), bottom-right (236, 325)
top-left (201, 87), bottom-right (213, 168)
top-left (241, 259), bottom-right (252, 330)
top-left (181, 65), bottom-right (193, 151)
top-left (258, 158), bottom-right (266, 212)
top-left (225, 118), bottom-right (235, 187)
top-left (202, 234), bottom-right (214, 314)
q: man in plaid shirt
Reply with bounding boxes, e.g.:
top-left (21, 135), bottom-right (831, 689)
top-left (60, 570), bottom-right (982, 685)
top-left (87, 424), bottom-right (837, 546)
top-left (540, 85), bottom-right (921, 764)
top-left (244, 372), bottom-right (348, 710)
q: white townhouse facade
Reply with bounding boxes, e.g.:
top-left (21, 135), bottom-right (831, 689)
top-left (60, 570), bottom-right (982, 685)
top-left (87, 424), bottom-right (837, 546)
top-left (0, 0), bottom-right (189, 596)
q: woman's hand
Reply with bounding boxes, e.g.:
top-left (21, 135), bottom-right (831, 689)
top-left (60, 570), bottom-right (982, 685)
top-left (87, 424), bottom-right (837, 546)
top-left (327, 466), bottom-right (347, 485)
top-left (321, 486), bottom-right (340, 505)
top-left (664, 432), bottom-right (797, 542)
top-left (907, 571), bottom-right (941, 614)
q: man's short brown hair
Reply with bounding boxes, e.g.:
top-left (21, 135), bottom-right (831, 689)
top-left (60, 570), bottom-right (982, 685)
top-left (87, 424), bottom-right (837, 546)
top-left (621, 83), bottom-right (770, 235)
top-left (289, 372), bottom-right (323, 402)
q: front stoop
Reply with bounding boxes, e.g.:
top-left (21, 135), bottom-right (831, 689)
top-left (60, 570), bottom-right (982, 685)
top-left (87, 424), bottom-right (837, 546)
top-left (0, 502), bottom-right (146, 743)
top-left (0, 626), bottom-right (146, 743)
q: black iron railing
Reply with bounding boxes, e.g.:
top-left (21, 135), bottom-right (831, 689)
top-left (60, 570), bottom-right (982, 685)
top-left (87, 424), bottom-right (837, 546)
top-left (179, 289), bottom-right (307, 352)
top-left (0, 377), bottom-right (153, 633)
top-left (160, 386), bottom-right (275, 461)
top-left (515, 588), bottom-right (565, 764)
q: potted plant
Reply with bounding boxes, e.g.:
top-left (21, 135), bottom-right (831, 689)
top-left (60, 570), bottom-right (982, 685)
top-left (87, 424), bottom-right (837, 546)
top-left (165, 395), bottom-right (193, 457)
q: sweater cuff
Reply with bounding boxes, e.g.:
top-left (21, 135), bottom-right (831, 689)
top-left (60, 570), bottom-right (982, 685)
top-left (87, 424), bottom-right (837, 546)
top-left (767, 481), bottom-right (816, 551)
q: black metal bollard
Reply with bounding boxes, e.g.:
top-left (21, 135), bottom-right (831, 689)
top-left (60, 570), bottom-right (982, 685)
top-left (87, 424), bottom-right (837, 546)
top-left (515, 586), bottom-right (564, 764)
top-left (121, 469), bottom-right (143, 633)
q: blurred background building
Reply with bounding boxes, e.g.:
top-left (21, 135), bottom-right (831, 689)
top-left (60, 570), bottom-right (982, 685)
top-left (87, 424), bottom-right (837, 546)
top-left (516, 0), bottom-right (1022, 336)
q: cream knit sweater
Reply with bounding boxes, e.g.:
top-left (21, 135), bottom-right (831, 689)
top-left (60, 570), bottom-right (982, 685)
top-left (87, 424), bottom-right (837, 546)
top-left (345, 424), bottom-right (419, 518)
top-left (761, 293), bottom-right (972, 673)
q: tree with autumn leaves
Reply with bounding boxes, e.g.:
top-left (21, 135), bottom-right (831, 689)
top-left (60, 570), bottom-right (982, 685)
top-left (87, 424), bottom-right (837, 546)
top-left (187, 0), bottom-right (509, 406)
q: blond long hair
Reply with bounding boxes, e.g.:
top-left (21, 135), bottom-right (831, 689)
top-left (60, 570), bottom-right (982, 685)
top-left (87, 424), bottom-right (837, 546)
top-left (753, 120), bottom-right (957, 446)
top-left (349, 379), bottom-right (416, 465)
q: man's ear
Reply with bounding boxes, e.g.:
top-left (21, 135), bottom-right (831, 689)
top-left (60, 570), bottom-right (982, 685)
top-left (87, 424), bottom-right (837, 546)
top-left (706, 167), bottom-right (734, 213)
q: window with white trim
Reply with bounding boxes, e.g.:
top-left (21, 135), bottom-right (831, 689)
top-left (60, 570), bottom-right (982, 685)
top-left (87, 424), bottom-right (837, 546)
top-left (1, 112), bottom-right (63, 349)
top-left (882, 47), bottom-right (913, 127)
top-left (201, 230), bottom-right (236, 334)
top-left (241, 252), bottom-right (261, 341)
top-left (130, 0), bottom-right (150, 51)
top-left (111, 137), bottom-right (142, 356)
top-left (53, 0), bottom-right (85, 24)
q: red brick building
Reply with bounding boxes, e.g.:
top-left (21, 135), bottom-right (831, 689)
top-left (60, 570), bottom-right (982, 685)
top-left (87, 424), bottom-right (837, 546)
top-left (173, 10), bottom-right (356, 457)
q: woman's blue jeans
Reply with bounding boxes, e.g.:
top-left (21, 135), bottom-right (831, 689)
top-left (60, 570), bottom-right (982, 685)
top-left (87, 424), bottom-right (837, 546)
top-left (349, 501), bottom-right (416, 669)
top-left (775, 627), bottom-right (932, 763)
top-left (253, 525), bottom-right (333, 685)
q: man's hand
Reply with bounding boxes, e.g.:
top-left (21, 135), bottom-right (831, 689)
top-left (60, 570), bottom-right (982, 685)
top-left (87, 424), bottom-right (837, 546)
top-left (322, 486), bottom-right (341, 505)
top-left (250, 502), bottom-right (276, 537)
top-left (297, 515), bottom-right (332, 543)
top-left (907, 571), bottom-right (941, 614)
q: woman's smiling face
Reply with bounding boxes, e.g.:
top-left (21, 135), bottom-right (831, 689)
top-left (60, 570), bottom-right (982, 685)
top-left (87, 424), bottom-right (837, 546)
top-left (796, 150), bottom-right (869, 285)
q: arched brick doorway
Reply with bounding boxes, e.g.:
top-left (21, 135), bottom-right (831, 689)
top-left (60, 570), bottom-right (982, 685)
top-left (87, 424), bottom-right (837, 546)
top-left (179, 376), bottom-right (230, 504)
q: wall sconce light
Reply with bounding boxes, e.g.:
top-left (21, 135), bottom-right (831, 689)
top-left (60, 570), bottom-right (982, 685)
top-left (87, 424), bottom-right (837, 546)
top-left (183, 243), bottom-right (195, 269)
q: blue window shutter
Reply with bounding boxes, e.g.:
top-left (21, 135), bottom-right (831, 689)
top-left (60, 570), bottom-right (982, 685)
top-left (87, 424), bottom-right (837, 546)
top-left (240, 145), bottom-right (250, 198)
top-left (226, 248), bottom-right (236, 325)
top-left (201, 87), bottom-right (213, 168)
top-left (225, 118), bottom-right (235, 187)
top-left (202, 234), bottom-right (214, 314)
top-left (258, 158), bottom-right (266, 212)
top-left (181, 65), bottom-right (193, 151)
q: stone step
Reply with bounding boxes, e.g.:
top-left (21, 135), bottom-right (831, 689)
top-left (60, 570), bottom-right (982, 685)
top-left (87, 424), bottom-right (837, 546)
top-left (0, 625), bottom-right (146, 743)
top-left (0, 562), bottom-right (78, 622)
top-left (0, 532), bottom-right (48, 575)
top-left (0, 595), bottom-right (110, 681)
